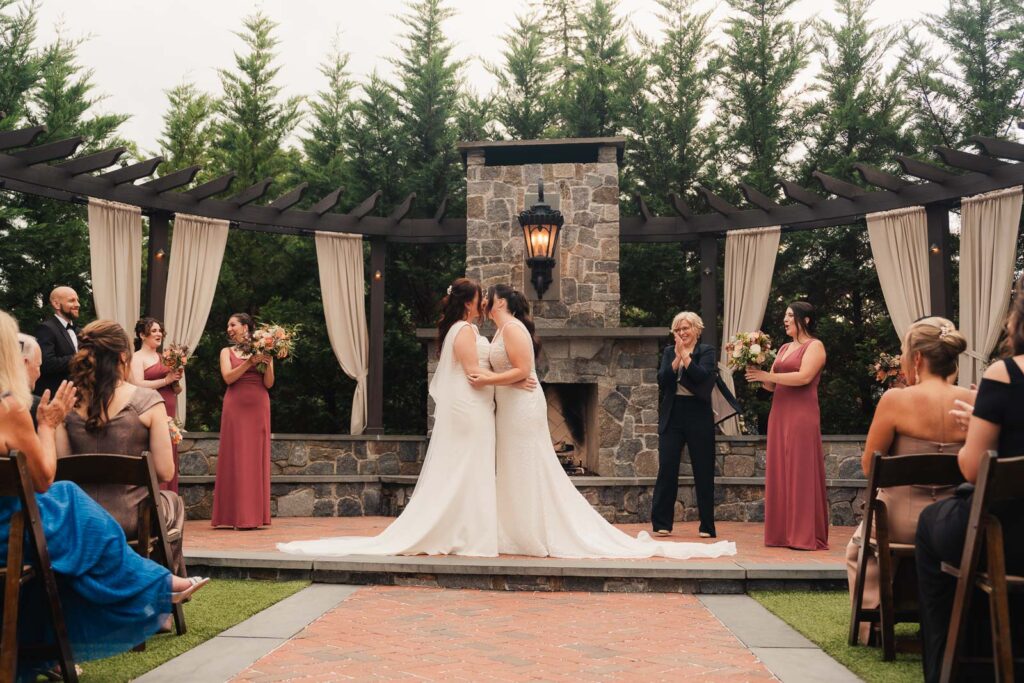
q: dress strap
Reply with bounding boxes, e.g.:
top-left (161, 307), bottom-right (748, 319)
top-left (1004, 357), bottom-right (1024, 383)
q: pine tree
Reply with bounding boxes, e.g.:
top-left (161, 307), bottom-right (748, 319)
top-left (489, 13), bottom-right (557, 139)
top-left (903, 0), bottom-right (1024, 147)
top-left (155, 82), bottom-right (215, 177)
top-left (301, 42), bottom-right (356, 207)
top-left (715, 0), bottom-right (810, 197)
top-left (343, 73), bottom-right (405, 210)
top-left (455, 90), bottom-right (498, 142)
top-left (0, 0), bottom-right (41, 130)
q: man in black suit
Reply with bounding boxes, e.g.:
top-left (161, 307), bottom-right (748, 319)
top-left (34, 286), bottom-right (81, 397)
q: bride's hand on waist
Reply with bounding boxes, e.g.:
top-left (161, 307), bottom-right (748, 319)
top-left (513, 376), bottom-right (538, 391)
top-left (467, 371), bottom-right (493, 388)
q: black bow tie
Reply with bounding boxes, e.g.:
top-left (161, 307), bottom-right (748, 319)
top-left (65, 322), bottom-right (74, 331)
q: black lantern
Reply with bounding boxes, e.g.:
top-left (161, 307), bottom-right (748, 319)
top-left (518, 180), bottom-right (564, 299)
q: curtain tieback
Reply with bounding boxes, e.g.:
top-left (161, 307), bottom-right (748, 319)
top-left (963, 349), bottom-right (990, 363)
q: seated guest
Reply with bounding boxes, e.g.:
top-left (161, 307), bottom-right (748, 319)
top-left (18, 333), bottom-right (42, 424)
top-left (916, 280), bottom-right (1024, 683)
top-left (845, 317), bottom-right (973, 643)
top-left (56, 320), bottom-right (187, 575)
top-left (34, 286), bottom-right (81, 398)
top-left (0, 310), bottom-right (206, 680)
top-left (130, 317), bottom-right (183, 492)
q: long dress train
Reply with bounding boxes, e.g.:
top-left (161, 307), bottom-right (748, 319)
top-left (277, 321), bottom-right (498, 557)
top-left (491, 320), bottom-right (736, 559)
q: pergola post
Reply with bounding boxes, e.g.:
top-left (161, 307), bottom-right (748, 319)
top-left (699, 235), bottom-right (719, 351)
top-left (925, 203), bottom-right (953, 319)
top-left (365, 237), bottom-right (386, 434)
top-left (145, 211), bottom-right (171, 321)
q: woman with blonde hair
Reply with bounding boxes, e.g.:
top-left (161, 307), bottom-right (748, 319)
top-left (0, 310), bottom-right (205, 679)
top-left (845, 316), bottom-right (974, 643)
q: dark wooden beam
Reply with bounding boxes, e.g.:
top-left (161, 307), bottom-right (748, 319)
top-left (697, 185), bottom-right (739, 216)
top-left (926, 204), bottom-right (953, 318)
top-left (433, 197), bottom-right (448, 222)
top-left (968, 135), bottom-right (1024, 162)
top-left (780, 180), bottom-right (822, 207)
top-left (140, 166), bottom-right (200, 193)
top-left (0, 126), bottom-right (45, 150)
top-left (634, 193), bottom-right (653, 221)
top-left (933, 146), bottom-right (1004, 174)
top-left (669, 192), bottom-right (694, 218)
top-left (0, 177), bottom-right (78, 203)
top-left (365, 238), bottom-right (387, 434)
top-left (100, 157), bottom-right (164, 185)
top-left (389, 193), bottom-right (415, 223)
top-left (55, 147), bottom-right (126, 175)
top-left (896, 155), bottom-right (958, 184)
top-left (813, 171), bottom-right (866, 199)
top-left (739, 182), bottom-right (779, 211)
top-left (269, 182), bottom-right (308, 211)
top-left (11, 136), bottom-right (83, 165)
top-left (699, 235), bottom-right (719, 351)
top-left (145, 212), bottom-right (171, 321)
top-left (853, 163), bottom-right (910, 191)
top-left (185, 173), bottom-right (235, 201)
top-left (229, 178), bottom-right (273, 206)
top-left (311, 187), bottom-right (344, 216)
top-left (349, 190), bottom-right (382, 219)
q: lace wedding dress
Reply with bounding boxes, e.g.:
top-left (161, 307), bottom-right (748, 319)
top-left (490, 319), bottom-right (737, 559)
top-left (278, 321), bottom-right (498, 557)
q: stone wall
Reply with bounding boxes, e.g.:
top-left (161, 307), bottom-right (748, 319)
top-left (464, 146), bottom-right (620, 327)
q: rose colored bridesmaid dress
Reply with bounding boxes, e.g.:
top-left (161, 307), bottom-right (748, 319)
top-left (212, 352), bottom-right (271, 528)
top-left (144, 361), bottom-right (179, 493)
top-left (764, 341), bottom-right (829, 550)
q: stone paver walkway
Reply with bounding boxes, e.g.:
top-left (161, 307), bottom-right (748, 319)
top-left (233, 587), bottom-right (778, 682)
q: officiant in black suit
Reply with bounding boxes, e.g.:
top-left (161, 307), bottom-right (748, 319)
top-left (34, 285), bottom-right (82, 396)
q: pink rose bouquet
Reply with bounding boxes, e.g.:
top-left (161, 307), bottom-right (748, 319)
top-left (725, 331), bottom-right (777, 390)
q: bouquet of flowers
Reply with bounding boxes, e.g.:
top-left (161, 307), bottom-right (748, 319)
top-left (167, 417), bottom-right (183, 447)
top-left (725, 331), bottom-right (777, 390)
top-left (238, 323), bottom-right (298, 373)
top-left (161, 343), bottom-right (189, 390)
top-left (870, 353), bottom-right (906, 390)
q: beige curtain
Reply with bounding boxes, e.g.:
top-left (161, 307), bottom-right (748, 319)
top-left (959, 186), bottom-right (1023, 386)
top-left (719, 226), bottom-right (781, 435)
top-left (87, 198), bottom-right (142, 332)
top-left (866, 206), bottom-right (930, 341)
top-left (315, 231), bottom-right (369, 434)
top-left (163, 214), bottom-right (230, 424)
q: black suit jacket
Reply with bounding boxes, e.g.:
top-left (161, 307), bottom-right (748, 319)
top-left (34, 316), bottom-right (77, 397)
top-left (657, 343), bottom-right (740, 434)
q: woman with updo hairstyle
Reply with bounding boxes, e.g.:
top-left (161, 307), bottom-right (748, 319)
top-left (212, 312), bottom-right (274, 529)
top-left (844, 317), bottom-right (974, 643)
top-left (129, 317), bottom-right (183, 492)
top-left (58, 320), bottom-right (188, 575)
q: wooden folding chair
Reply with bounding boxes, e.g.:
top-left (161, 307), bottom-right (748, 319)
top-left (849, 451), bottom-right (965, 660)
top-left (940, 452), bottom-right (1024, 682)
top-left (54, 454), bottom-right (186, 637)
top-left (0, 452), bottom-right (77, 682)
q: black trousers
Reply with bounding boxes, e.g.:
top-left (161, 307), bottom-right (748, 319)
top-left (916, 493), bottom-right (1024, 682)
top-left (652, 396), bottom-right (716, 533)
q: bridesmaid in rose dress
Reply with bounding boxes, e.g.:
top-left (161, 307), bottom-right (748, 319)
top-left (746, 301), bottom-right (829, 550)
top-left (130, 318), bottom-right (184, 492)
top-left (212, 313), bottom-right (274, 529)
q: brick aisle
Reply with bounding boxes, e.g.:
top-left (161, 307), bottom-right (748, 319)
top-left (233, 587), bottom-right (777, 682)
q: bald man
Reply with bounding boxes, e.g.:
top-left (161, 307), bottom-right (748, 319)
top-left (34, 286), bottom-right (81, 396)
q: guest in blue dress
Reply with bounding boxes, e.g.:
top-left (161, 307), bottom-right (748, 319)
top-left (0, 310), bottom-right (206, 680)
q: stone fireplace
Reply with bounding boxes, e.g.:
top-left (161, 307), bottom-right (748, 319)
top-left (420, 138), bottom-right (667, 477)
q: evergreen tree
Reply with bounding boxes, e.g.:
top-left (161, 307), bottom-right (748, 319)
top-left (714, 0), bottom-right (810, 197)
top-left (489, 13), bottom-right (557, 139)
top-left (301, 42), bottom-right (356, 206)
top-left (0, 0), bottom-right (41, 130)
top-left (155, 82), bottom-right (216, 177)
top-left (535, 0), bottom-right (583, 65)
top-left (455, 90), bottom-right (498, 142)
top-left (343, 73), bottom-right (405, 210)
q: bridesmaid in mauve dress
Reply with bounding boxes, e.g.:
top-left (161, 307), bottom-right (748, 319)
top-left (130, 318), bottom-right (183, 492)
top-left (212, 313), bottom-right (274, 529)
top-left (746, 301), bottom-right (829, 550)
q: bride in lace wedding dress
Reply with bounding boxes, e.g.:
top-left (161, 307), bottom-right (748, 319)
top-left (278, 279), bottom-right (514, 557)
top-left (470, 285), bottom-right (736, 560)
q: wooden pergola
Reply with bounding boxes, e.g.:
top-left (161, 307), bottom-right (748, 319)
top-left (0, 125), bottom-right (1022, 430)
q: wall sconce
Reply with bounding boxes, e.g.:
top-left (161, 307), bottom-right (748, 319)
top-left (373, 270), bottom-right (382, 281)
top-left (518, 180), bottom-right (564, 299)
top-left (702, 267), bottom-right (712, 277)
top-left (155, 249), bottom-right (166, 261)
top-left (929, 243), bottom-right (941, 255)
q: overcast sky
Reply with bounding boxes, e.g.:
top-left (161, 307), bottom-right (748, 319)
top-left (35, 0), bottom-right (946, 152)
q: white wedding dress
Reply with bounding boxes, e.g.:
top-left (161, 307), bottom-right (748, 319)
top-left (278, 321), bottom-right (498, 557)
top-left (491, 319), bottom-right (737, 559)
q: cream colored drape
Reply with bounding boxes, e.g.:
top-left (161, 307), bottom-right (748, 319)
top-left (315, 231), bottom-right (369, 434)
top-left (719, 226), bottom-right (781, 435)
top-left (959, 186), bottom-right (1023, 386)
top-left (866, 206), bottom-right (930, 341)
top-left (87, 198), bottom-right (142, 332)
top-left (163, 214), bottom-right (230, 424)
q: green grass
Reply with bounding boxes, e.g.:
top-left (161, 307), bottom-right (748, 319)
top-left (751, 590), bottom-right (922, 683)
top-left (79, 579), bottom-right (309, 683)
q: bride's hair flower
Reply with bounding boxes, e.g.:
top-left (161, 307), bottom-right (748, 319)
top-left (446, 285), bottom-right (453, 296)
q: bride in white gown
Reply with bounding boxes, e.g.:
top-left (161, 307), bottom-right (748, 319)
top-left (470, 285), bottom-right (736, 560)
top-left (278, 278), bottom-right (515, 557)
